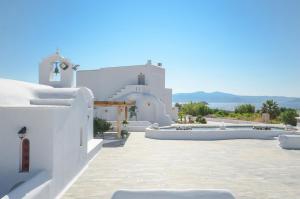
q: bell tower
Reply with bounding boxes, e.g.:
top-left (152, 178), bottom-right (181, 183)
top-left (39, 50), bottom-right (78, 88)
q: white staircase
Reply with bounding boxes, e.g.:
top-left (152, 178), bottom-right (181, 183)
top-left (107, 85), bottom-right (148, 100)
top-left (108, 87), bottom-right (126, 100)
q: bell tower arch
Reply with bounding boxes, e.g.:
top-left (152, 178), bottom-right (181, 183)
top-left (39, 50), bottom-right (78, 88)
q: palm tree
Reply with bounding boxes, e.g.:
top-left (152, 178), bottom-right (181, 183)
top-left (261, 100), bottom-right (280, 119)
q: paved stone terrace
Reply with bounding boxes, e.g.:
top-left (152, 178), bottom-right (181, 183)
top-left (63, 133), bottom-right (300, 199)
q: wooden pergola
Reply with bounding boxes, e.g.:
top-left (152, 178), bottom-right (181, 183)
top-left (94, 100), bottom-right (135, 138)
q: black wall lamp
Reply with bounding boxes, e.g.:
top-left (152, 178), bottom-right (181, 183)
top-left (18, 127), bottom-right (27, 139)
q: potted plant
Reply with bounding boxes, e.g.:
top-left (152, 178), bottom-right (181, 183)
top-left (121, 120), bottom-right (129, 138)
top-left (93, 118), bottom-right (112, 138)
top-left (122, 120), bottom-right (128, 128)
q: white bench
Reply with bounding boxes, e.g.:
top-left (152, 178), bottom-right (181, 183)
top-left (279, 135), bottom-right (300, 149)
top-left (112, 189), bottom-right (235, 199)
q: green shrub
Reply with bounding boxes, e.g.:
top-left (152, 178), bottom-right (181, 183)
top-left (181, 102), bottom-right (211, 116)
top-left (122, 120), bottom-right (128, 125)
top-left (280, 107), bottom-right (298, 114)
top-left (178, 111), bottom-right (185, 122)
top-left (214, 110), bottom-right (229, 117)
top-left (94, 118), bottom-right (112, 137)
top-left (225, 112), bottom-right (261, 121)
top-left (196, 116), bottom-right (207, 124)
top-left (280, 110), bottom-right (298, 126)
top-left (235, 104), bottom-right (255, 114)
top-left (175, 103), bottom-right (182, 112)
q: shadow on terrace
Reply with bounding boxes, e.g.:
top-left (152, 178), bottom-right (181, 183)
top-left (96, 132), bottom-right (130, 148)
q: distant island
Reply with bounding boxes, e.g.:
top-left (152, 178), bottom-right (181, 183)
top-left (173, 91), bottom-right (300, 110)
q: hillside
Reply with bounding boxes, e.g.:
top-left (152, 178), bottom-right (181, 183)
top-left (173, 91), bottom-right (300, 107)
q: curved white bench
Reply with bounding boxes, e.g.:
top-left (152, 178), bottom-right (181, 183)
top-left (146, 127), bottom-right (285, 140)
top-left (279, 135), bottom-right (300, 150)
top-left (112, 189), bottom-right (235, 199)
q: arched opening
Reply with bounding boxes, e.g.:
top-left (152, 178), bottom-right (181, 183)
top-left (49, 61), bottom-right (61, 82)
top-left (20, 138), bottom-right (30, 172)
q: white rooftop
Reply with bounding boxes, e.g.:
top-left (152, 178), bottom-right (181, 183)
top-left (0, 78), bottom-right (92, 107)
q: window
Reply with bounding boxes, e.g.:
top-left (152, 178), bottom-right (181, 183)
top-left (138, 73), bottom-right (145, 85)
top-left (20, 138), bottom-right (30, 172)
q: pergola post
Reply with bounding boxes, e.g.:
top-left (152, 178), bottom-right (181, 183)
top-left (116, 106), bottom-right (122, 139)
top-left (125, 106), bottom-right (128, 121)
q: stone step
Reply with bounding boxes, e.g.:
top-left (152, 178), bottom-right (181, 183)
top-left (30, 99), bottom-right (74, 106)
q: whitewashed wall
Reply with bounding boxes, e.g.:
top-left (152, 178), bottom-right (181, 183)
top-left (0, 107), bottom-right (56, 197)
top-left (162, 88), bottom-right (173, 118)
top-left (77, 64), bottom-right (165, 100)
top-left (0, 79), bottom-right (98, 199)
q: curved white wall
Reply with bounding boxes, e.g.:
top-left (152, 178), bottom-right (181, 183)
top-left (145, 128), bottom-right (287, 140)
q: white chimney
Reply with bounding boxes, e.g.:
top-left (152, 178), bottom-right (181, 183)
top-left (146, 59), bottom-right (152, 65)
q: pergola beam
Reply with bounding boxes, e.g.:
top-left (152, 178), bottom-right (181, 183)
top-left (94, 101), bottom-right (135, 107)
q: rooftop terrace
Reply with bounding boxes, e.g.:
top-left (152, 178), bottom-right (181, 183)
top-left (63, 132), bottom-right (300, 199)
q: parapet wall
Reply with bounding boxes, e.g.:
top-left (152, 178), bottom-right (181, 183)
top-left (145, 127), bottom-right (287, 140)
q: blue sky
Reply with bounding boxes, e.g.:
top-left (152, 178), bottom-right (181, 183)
top-left (0, 0), bottom-right (299, 97)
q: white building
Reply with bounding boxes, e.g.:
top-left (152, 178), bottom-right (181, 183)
top-left (0, 52), bottom-right (102, 199)
top-left (77, 60), bottom-right (178, 126)
top-left (0, 51), bottom-right (178, 198)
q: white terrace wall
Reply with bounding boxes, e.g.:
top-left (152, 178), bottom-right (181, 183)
top-left (2, 171), bottom-right (51, 199)
top-left (51, 91), bottom-right (94, 197)
top-left (163, 88), bottom-right (174, 120)
top-left (145, 128), bottom-right (287, 140)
